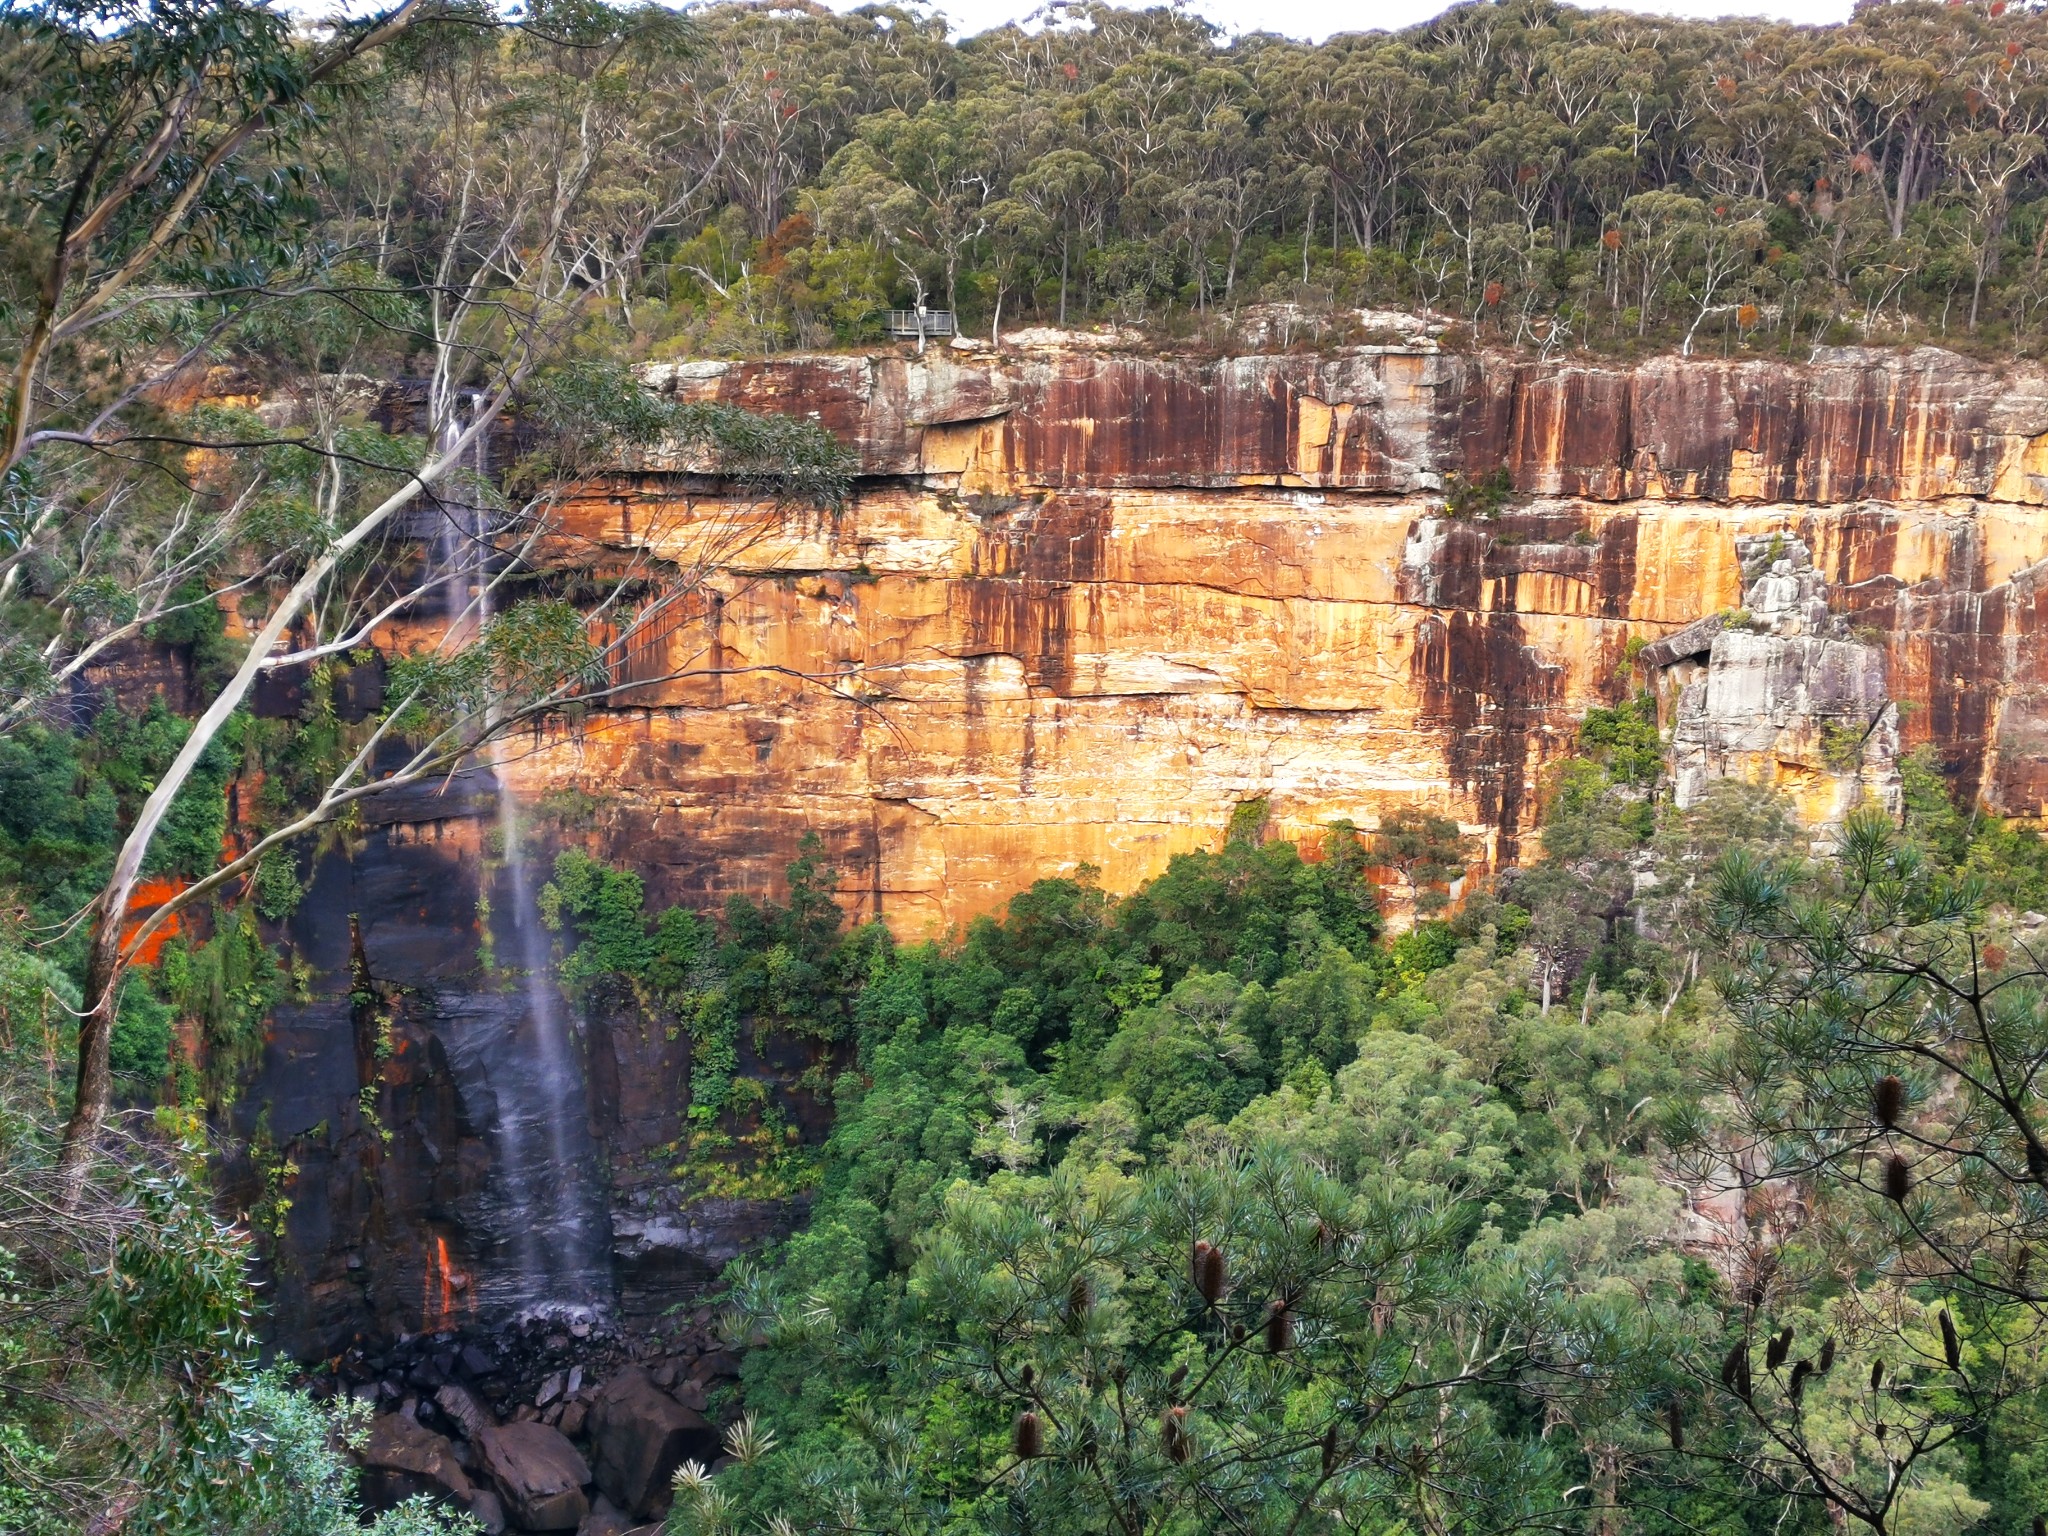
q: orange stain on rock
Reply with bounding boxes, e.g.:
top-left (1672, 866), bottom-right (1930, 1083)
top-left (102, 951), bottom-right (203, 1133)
top-left (423, 1235), bottom-right (466, 1330)
top-left (121, 876), bottom-right (188, 966)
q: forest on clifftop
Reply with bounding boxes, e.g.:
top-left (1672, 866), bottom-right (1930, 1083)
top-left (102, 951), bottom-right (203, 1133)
top-left (270, 0), bottom-right (2048, 357)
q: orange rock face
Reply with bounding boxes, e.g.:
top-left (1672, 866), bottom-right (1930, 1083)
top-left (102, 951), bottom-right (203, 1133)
top-left (489, 344), bottom-right (2048, 936)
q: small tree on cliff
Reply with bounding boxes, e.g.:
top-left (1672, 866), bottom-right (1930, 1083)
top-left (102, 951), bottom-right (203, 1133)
top-left (0, 0), bottom-right (852, 1194)
top-left (1369, 806), bottom-right (1472, 917)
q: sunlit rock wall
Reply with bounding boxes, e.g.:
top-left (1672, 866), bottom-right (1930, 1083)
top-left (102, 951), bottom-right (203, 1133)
top-left (466, 342), bottom-right (2048, 938)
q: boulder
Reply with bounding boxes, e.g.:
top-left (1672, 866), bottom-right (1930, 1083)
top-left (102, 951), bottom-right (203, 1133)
top-left (356, 1411), bottom-right (474, 1510)
top-left (436, 1381), bottom-right (496, 1441)
top-left (475, 1421), bottom-right (591, 1532)
top-left (467, 1488), bottom-right (508, 1535)
top-left (559, 1397), bottom-right (590, 1438)
top-left (588, 1366), bottom-right (718, 1519)
top-left (689, 1350), bottom-right (741, 1382)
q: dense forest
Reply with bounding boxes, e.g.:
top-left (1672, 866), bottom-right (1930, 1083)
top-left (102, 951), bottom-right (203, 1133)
top-left (316, 0), bottom-right (2048, 356)
top-left (13, 0), bottom-right (2048, 1533)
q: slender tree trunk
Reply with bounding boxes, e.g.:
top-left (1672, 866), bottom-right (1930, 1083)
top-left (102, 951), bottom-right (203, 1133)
top-left (60, 920), bottom-right (122, 1190)
top-left (1302, 188), bottom-right (1316, 284)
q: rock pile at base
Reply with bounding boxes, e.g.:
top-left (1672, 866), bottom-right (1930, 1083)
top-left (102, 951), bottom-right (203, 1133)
top-left (334, 1307), bottom-right (739, 1535)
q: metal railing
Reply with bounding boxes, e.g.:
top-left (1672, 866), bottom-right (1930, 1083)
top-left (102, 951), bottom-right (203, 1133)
top-left (884, 308), bottom-right (957, 338)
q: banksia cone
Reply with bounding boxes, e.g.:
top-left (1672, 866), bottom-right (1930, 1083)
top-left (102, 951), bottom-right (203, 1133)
top-left (1195, 1243), bottom-right (1228, 1305)
top-left (2029, 1142), bottom-right (2048, 1185)
top-left (1817, 1337), bottom-right (1836, 1374)
top-left (1231, 1322), bottom-right (1247, 1343)
top-left (1321, 1424), bottom-right (1339, 1475)
top-left (1068, 1273), bottom-right (1092, 1319)
top-left (1766, 1326), bottom-right (1792, 1371)
top-left (1721, 1340), bottom-right (1750, 1399)
top-left (1940, 1309), bottom-right (1962, 1371)
top-left (1870, 1358), bottom-right (1886, 1393)
top-left (1013, 1410), bottom-right (1043, 1459)
top-left (2031, 1515), bottom-right (2044, 1536)
top-left (1873, 1074), bottom-right (1905, 1128)
top-left (1265, 1300), bottom-right (1294, 1354)
top-left (1788, 1359), bottom-right (1812, 1404)
top-left (1884, 1154), bottom-right (1912, 1203)
top-left (1162, 1405), bottom-right (1191, 1463)
top-left (1667, 1401), bottom-right (1684, 1452)
top-left (1021, 1363), bottom-right (1035, 1390)
top-left (1167, 1363), bottom-right (1188, 1392)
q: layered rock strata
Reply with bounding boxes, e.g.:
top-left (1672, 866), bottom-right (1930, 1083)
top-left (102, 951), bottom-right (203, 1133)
top-left (492, 342), bottom-right (2048, 936)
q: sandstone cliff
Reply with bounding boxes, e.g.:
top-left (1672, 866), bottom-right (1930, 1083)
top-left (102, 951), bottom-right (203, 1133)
top-left (483, 341), bottom-right (2048, 935)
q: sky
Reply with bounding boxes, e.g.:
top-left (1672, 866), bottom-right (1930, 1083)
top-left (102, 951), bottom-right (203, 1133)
top-left (828, 0), bottom-right (1857, 42)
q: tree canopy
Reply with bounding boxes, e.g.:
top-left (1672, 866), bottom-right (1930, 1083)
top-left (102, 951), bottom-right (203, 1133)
top-left (468, 0), bottom-right (2048, 357)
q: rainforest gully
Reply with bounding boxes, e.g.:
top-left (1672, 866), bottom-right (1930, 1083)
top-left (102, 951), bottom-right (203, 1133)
top-left (22, 3), bottom-right (2048, 1535)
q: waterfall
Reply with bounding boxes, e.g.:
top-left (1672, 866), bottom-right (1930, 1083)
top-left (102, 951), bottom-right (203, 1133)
top-left (426, 392), bottom-right (612, 1326)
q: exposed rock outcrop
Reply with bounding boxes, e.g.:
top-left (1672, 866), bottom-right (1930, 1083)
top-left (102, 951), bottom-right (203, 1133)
top-left (495, 342), bottom-right (2048, 931)
top-left (1660, 534), bottom-right (1901, 825)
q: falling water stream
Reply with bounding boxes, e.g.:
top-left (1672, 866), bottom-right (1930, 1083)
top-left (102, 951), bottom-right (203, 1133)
top-left (430, 394), bottom-right (611, 1324)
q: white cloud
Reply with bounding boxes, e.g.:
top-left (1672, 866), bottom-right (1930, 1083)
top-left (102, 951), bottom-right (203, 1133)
top-left (829, 0), bottom-right (1856, 43)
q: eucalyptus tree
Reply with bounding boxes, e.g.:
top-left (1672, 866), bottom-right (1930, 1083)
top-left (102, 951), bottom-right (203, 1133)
top-left (0, 0), bottom-right (854, 1193)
